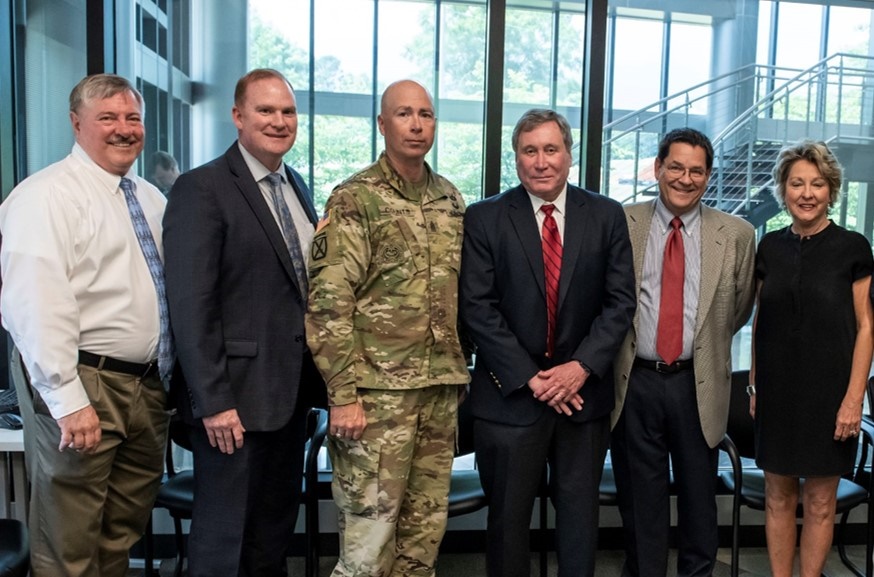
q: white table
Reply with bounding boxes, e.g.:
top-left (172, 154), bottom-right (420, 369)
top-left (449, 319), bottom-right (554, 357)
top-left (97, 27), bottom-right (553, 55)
top-left (0, 428), bottom-right (27, 522)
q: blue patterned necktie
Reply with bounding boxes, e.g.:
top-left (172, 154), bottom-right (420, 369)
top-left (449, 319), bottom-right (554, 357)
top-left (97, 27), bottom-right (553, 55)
top-left (265, 172), bottom-right (309, 295)
top-left (120, 178), bottom-right (174, 381)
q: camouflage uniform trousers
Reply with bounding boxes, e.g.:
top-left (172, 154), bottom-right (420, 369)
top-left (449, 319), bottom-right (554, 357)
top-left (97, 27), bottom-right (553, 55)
top-left (328, 385), bottom-right (458, 577)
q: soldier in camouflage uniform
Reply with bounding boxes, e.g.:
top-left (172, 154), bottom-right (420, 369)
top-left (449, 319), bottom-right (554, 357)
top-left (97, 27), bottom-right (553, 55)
top-left (306, 80), bottom-right (469, 577)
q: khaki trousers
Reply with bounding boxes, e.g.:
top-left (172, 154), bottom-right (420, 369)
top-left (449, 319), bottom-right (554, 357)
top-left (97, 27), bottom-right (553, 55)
top-left (12, 352), bottom-right (169, 577)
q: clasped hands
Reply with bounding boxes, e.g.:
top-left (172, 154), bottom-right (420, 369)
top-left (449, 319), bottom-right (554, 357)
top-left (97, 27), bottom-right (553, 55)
top-left (528, 361), bottom-right (588, 415)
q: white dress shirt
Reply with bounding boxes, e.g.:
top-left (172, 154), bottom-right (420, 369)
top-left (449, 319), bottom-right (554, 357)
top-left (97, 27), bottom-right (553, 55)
top-left (636, 198), bottom-right (702, 361)
top-left (237, 143), bottom-right (314, 262)
top-left (527, 185), bottom-right (569, 241)
top-left (0, 144), bottom-right (165, 418)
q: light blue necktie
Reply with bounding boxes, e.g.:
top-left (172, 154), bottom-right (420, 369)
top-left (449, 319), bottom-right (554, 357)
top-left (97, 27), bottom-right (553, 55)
top-left (120, 177), bottom-right (174, 381)
top-left (265, 172), bottom-right (309, 294)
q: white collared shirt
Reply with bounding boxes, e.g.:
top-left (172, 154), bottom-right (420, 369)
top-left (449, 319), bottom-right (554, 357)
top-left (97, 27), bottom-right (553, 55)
top-left (237, 143), bottom-right (314, 262)
top-left (636, 198), bottom-right (702, 361)
top-left (527, 185), bottom-right (569, 241)
top-left (0, 144), bottom-right (166, 418)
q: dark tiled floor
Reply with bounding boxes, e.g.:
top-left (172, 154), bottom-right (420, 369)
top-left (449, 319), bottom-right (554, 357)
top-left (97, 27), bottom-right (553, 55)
top-left (130, 546), bottom-right (868, 576)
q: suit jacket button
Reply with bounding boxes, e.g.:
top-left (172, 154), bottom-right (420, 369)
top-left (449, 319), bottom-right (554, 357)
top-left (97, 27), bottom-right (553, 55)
top-left (294, 335), bottom-right (303, 343)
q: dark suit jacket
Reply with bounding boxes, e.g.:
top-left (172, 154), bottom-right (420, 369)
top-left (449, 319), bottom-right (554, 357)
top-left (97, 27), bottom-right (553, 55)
top-left (164, 142), bottom-right (325, 431)
top-left (460, 184), bottom-right (636, 426)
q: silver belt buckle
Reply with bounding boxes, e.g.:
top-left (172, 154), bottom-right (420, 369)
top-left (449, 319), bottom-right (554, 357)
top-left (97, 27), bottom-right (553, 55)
top-left (654, 361), bottom-right (672, 373)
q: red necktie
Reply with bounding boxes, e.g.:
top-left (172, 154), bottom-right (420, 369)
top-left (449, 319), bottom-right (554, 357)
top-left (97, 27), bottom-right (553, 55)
top-left (541, 204), bottom-right (562, 358)
top-left (657, 217), bottom-right (684, 365)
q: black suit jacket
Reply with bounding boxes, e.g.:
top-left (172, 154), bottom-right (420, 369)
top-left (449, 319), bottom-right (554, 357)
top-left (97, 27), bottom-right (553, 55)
top-left (164, 142), bottom-right (326, 431)
top-left (460, 184), bottom-right (635, 426)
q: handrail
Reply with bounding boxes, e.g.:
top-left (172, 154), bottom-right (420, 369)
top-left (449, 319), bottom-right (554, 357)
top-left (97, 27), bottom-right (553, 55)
top-left (711, 53), bottom-right (874, 217)
top-left (713, 54), bottom-right (872, 143)
top-left (603, 63), bottom-right (798, 139)
top-left (603, 52), bottom-right (874, 217)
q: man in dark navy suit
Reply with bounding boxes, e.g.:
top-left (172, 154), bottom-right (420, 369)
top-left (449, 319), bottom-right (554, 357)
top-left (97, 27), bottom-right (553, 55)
top-left (164, 68), bottom-right (325, 577)
top-left (460, 109), bottom-right (636, 577)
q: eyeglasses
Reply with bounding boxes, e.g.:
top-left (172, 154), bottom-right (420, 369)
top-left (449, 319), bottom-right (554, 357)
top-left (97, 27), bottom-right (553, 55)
top-left (663, 164), bottom-right (708, 181)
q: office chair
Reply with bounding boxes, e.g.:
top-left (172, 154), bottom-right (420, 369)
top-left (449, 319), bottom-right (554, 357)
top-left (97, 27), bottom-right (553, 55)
top-left (866, 375), bottom-right (874, 416)
top-left (304, 408), bottom-right (329, 577)
top-left (447, 399), bottom-right (487, 519)
top-left (143, 407), bottom-right (329, 577)
top-left (143, 418), bottom-right (194, 577)
top-left (720, 370), bottom-right (874, 577)
top-left (0, 518), bottom-right (29, 577)
top-left (448, 399), bottom-right (550, 577)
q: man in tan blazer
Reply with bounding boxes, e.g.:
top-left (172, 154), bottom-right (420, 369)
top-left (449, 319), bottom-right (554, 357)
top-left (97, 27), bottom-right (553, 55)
top-left (611, 128), bottom-right (756, 577)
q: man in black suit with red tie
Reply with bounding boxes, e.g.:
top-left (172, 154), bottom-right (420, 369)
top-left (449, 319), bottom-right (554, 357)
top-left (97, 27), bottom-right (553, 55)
top-left (163, 68), bottom-right (325, 577)
top-left (460, 109), bottom-right (636, 577)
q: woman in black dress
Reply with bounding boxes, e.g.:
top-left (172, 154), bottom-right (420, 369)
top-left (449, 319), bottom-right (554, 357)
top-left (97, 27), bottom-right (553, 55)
top-left (750, 140), bottom-right (873, 577)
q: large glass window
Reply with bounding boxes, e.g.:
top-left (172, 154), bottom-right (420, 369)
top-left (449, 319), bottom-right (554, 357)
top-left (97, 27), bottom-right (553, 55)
top-left (756, 1), bottom-right (773, 69)
top-left (667, 21), bottom-right (712, 108)
top-left (314, 1), bottom-right (374, 95)
top-left (499, 4), bottom-right (585, 191)
top-left (249, 0), bottom-right (489, 209)
top-left (377, 1), bottom-right (436, 89)
top-left (439, 4), bottom-right (486, 103)
top-left (436, 3), bottom-right (486, 202)
top-left (503, 9), bottom-right (554, 106)
top-left (555, 12), bottom-right (586, 108)
top-left (23, 0), bottom-right (87, 175)
top-left (610, 13), bottom-right (663, 112)
top-left (827, 6), bottom-right (871, 56)
top-left (823, 7), bottom-right (873, 126)
top-left (132, 0), bottom-right (192, 187)
top-left (774, 3), bottom-right (823, 71)
top-left (248, 2), bottom-right (311, 91)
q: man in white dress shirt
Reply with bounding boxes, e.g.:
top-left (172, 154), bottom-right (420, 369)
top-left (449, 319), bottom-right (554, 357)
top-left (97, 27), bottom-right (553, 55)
top-left (0, 74), bottom-right (169, 577)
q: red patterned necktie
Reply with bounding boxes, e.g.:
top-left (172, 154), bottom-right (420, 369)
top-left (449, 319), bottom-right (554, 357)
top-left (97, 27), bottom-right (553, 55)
top-left (657, 216), bottom-right (684, 365)
top-left (541, 204), bottom-right (562, 358)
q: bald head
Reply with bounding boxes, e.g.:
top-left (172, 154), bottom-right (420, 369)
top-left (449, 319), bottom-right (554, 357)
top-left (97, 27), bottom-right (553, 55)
top-left (378, 80), bottom-right (436, 181)
top-left (380, 80), bottom-right (434, 116)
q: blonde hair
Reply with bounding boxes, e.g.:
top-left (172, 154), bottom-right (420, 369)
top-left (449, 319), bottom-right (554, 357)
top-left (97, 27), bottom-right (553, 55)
top-left (772, 140), bottom-right (842, 208)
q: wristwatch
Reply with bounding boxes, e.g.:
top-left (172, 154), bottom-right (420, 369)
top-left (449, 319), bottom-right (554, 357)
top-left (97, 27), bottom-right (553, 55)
top-left (746, 384), bottom-right (756, 397)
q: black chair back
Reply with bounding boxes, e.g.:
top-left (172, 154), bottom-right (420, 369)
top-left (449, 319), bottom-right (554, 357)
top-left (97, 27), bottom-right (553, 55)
top-left (0, 519), bottom-right (29, 577)
top-left (456, 396), bottom-right (476, 457)
top-left (303, 408), bottom-right (328, 577)
top-left (725, 369), bottom-right (755, 460)
top-left (866, 375), bottom-right (874, 417)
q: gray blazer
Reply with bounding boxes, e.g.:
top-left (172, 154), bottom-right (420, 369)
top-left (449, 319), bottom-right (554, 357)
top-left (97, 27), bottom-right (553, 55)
top-left (611, 200), bottom-right (756, 448)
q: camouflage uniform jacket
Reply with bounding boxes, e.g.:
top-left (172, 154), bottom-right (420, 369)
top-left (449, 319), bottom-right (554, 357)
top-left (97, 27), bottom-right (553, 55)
top-left (306, 153), bottom-right (469, 406)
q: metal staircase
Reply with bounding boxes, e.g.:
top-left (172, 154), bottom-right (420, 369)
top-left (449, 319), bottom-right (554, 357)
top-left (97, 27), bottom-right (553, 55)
top-left (600, 53), bottom-right (874, 228)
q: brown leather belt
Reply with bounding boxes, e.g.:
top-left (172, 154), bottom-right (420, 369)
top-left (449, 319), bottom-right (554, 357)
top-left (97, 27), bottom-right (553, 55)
top-left (79, 350), bottom-right (158, 379)
top-left (633, 357), bottom-right (693, 374)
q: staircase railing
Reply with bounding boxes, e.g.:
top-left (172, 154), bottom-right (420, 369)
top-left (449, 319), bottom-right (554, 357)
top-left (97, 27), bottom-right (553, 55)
top-left (710, 53), bottom-right (874, 218)
top-left (600, 62), bottom-right (802, 202)
top-left (601, 53), bottom-right (874, 223)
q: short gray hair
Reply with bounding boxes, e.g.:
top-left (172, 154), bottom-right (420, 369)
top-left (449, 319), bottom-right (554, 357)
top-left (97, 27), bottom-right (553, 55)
top-left (511, 109), bottom-right (573, 154)
top-left (69, 74), bottom-right (143, 114)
